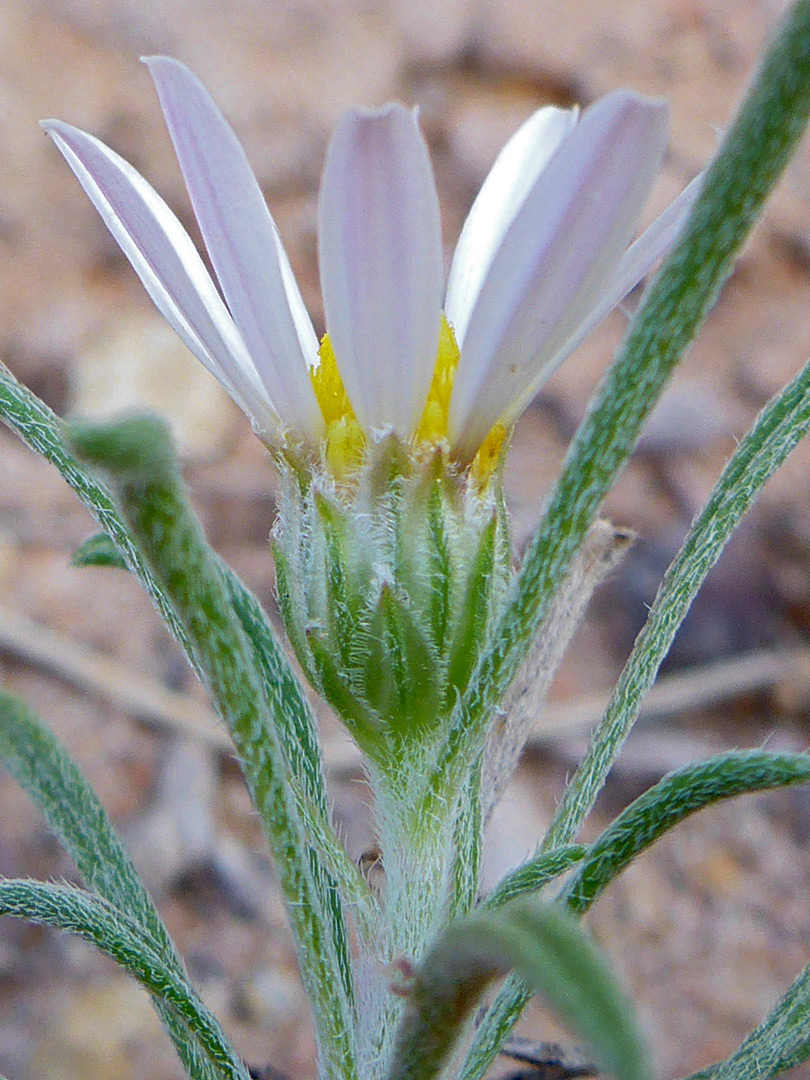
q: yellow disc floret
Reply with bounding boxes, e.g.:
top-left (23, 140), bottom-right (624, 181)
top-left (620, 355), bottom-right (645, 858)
top-left (311, 318), bottom-right (508, 486)
top-left (416, 315), bottom-right (507, 485)
top-left (310, 334), bottom-right (366, 477)
top-left (415, 314), bottom-right (461, 446)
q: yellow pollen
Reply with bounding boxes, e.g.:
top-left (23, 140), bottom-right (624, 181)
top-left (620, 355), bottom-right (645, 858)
top-left (415, 315), bottom-right (460, 446)
top-left (310, 334), bottom-right (366, 477)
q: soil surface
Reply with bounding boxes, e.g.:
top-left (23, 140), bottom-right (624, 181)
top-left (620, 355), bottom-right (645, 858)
top-left (2, 2), bottom-right (810, 1078)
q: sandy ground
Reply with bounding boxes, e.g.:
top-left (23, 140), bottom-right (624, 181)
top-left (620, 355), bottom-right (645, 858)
top-left (3, 1), bottom-right (810, 1078)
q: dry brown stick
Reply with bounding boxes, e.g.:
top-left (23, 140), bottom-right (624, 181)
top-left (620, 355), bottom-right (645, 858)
top-left (530, 645), bottom-right (810, 745)
top-left (0, 602), bottom-right (229, 750)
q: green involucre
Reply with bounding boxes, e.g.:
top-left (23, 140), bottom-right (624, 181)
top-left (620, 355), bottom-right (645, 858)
top-left (273, 438), bottom-right (511, 767)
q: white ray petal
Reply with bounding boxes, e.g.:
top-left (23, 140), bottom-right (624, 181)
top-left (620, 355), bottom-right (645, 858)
top-left (446, 104), bottom-right (578, 346)
top-left (144, 55), bottom-right (323, 443)
top-left (495, 171), bottom-right (705, 429)
top-left (318, 103), bottom-right (443, 437)
top-left (42, 119), bottom-right (281, 436)
top-left (448, 90), bottom-right (669, 461)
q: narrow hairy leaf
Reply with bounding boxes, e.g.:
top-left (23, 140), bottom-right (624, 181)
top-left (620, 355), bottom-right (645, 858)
top-left (465, 368), bottom-right (810, 1080)
top-left (563, 752), bottom-right (810, 914)
top-left (0, 361), bottom-right (188, 647)
top-left (545, 336), bottom-right (810, 854)
top-left (220, 564), bottom-right (334, 839)
top-left (481, 520), bottom-right (633, 825)
top-left (681, 961), bottom-right (810, 1080)
top-left (0, 879), bottom-right (248, 1080)
top-left (0, 689), bottom-right (183, 963)
top-left (426, 0), bottom-right (810, 830)
top-left (0, 364), bottom-right (358, 1061)
top-left (388, 898), bottom-right (648, 1080)
top-left (219, 565), bottom-right (364, 990)
top-left (459, 7), bottom-right (810, 1062)
top-left (69, 415), bottom-right (357, 1080)
top-left (452, 845), bottom-right (590, 1067)
top-left (486, 845), bottom-right (587, 910)
top-left (0, 688), bottom-right (227, 1080)
top-left (0, 364), bottom-right (342, 909)
top-left (469, 752), bottom-right (810, 1080)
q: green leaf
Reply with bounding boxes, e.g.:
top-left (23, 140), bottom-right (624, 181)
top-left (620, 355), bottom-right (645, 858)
top-left (460, 4), bottom-right (810, 1061)
top-left (0, 879), bottom-right (248, 1080)
top-left (545, 336), bottom-right (810, 856)
top-left (563, 752), bottom-right (810, 915)
top-left (0, 362), bottom-right (364, 1067)
top-left (0, 687), bottom-right (231, 1080)
top-left (0, 688), bottom-right (183, 965)
top-left (388, 898), bottom-right (649, 1080)
top-left (220, 564), bottom-right (366, 983)
top-left (72, 532), bottom-right (129, 568)
top-left (220, 564), bottom-right (333, 841)
top-left (485, 845), bottom-right (587, 910)
top-left (681, 960), bottom-right (810, 1080)
top-left (68, 414), bottom-right (357, 1080)
top-left (0, 366), bottom-right (342, 907)
top-left (0, 362), bottom-right (361, 1050)
top-left (0, 362), bottom-right (189, 651)
top-left (466, 752), bottom-right (810, 1080)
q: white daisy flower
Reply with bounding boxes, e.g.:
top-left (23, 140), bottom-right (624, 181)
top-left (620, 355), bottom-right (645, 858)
top-left (42, 57), bottom-right (699, 480)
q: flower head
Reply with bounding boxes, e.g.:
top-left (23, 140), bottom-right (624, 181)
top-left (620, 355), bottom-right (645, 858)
top-left (42, 57), bottom-right (699, 483)
top-left (41, 61), bottom-right (703, 756)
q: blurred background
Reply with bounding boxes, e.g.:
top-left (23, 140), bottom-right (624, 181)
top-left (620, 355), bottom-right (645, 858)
top-left (2, 0), bottom-right (810, 1077)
